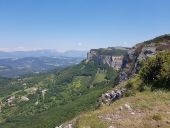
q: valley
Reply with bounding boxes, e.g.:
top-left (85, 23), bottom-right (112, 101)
top-left (0, 58), bottom-right (119, 128)
top-left (0, 57), bottom-right (83, 78)
top-left (0, 35), bottom-right (169, 128)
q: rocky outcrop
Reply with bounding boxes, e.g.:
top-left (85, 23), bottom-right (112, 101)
top-left (86, 47), bottom-right (128, 70)
top-left (99, 88), bottom-right (127, 105)
top-left (119, 35), bottom-right (170, 83)
top-left (100, 35), bottom-right (170, 106)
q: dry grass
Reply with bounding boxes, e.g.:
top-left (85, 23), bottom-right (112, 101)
top-left (75, 90), bottom-right (170, 128)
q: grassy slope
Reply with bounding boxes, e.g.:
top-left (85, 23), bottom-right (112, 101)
top-left (76, 90), bottom-right (170, 128)
top-left (73, 75), bottom-right (170, 128)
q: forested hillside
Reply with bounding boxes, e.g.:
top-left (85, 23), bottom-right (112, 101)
top-left (0, 60), bottom-right (118, 128)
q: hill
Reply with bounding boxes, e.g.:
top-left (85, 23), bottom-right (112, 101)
top-left (67, 51), bottom-right (170, 128)
top-left (59, 35), bottom-right (170, 128)
top-left (0, 34), bottom-right (170, 128)
top-left (0, 48), bottom-right (124, 127)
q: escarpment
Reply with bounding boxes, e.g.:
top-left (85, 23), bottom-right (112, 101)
top-left (99, 34), bottom-right (170, 105)
top-left (119, 34), bottom-right (170, 83)
top-left (86, 47), bottom-right (128, 70)
top-left (85, 35), bottom-right (170, 83)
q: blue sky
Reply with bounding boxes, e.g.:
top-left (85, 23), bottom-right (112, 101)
top-left (0, 0), bottom-right (170, 51)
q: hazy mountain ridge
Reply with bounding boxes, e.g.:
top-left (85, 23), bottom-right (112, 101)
top-left (0, 57), bottom-right (83, 78)
top-left (0, 50), bottom-right (87, 59)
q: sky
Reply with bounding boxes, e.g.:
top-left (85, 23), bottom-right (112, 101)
top-left (0, 0), bottom-right (170, 52)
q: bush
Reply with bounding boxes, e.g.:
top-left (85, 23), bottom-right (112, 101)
top-left (152, 114), bottom-right (162, 121)
top-left (139, 52), bottom-right (170, 89)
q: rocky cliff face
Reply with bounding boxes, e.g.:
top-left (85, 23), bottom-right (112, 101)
top-left (119, 34), bottom-right (170, 83)
top-left (99, 34), bottom-right (170, 105)
top-left (86, 47), bottom-right (128, 70)
top-left (85, 35), bottom-right (170, 83)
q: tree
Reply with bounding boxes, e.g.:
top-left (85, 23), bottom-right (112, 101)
top-left (139, 52), bottom-right (170, 89)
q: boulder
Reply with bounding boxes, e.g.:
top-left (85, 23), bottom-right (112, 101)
top-left (100, 88), bottom-right (127, 104)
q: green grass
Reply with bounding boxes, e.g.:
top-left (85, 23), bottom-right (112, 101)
top-left (93, 69), bottom-right (107, 84)
top-left (74, 90), bottom-right (170, 128)
top-left (71, 70), bottom-right (170, 128)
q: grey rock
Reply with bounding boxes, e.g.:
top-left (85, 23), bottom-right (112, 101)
top-left (100, 88), bottom-right (127, 104)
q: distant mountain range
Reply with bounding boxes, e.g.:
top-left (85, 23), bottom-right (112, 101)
top-left (0, 57), bottom-right (84, 78)
top-left (0, 49), bottom-right (87, 59)
top-left (0, 50), bottom-right (87, 78)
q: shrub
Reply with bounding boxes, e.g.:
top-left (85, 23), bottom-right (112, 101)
top-left (152, 114), bottom-right (162, 121)
top-left (139, 52), bottom-right (170, 89)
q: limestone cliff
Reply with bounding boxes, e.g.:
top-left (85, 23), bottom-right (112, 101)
top-left (85, 35), bottom-right (170, 82)
top-left (99, 34), bottom-right (170, 105)
top-left (86, 47), bottom-right (128, 70)
top-left (119, 34), bottom-right (170, 82)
